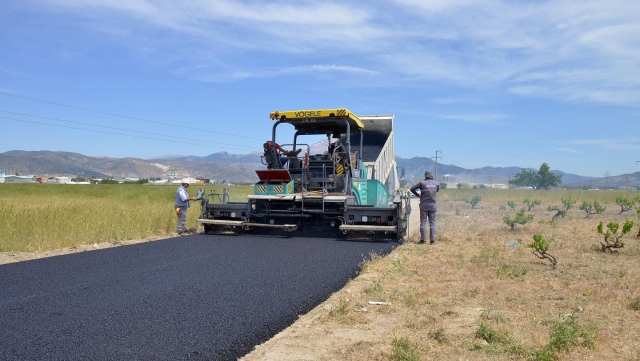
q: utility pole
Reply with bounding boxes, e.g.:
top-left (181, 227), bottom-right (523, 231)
top-left (605, 171), bottom-right (610, 190)
top-left (432, 150), bottom-right (442, 181)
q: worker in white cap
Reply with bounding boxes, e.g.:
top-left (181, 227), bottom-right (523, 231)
top-left (174, 179), bottom-right (198, 235)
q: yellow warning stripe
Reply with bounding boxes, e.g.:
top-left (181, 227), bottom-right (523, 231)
top-left (336, 164), bottom-right (344, 175)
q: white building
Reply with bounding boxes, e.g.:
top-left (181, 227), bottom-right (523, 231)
top-left (53, 176), bottom-right (71, 184)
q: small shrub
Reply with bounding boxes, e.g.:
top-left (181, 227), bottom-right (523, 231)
top-left (474, 324), bottom-right (525, 356)
top-left (530, 312), bottom-right (597, 361)
top-left (469, 196), bottom-right (481, 209)
top-left (629, 296), bottom-right (640, 311)
top-left (523, 198), bottom-right (541, 211)
top-left (503, 209), bottom-right (534, 230)
top-left (529, 234), bottom-right (557, 269)
top-left (476, 323), bottom-right (510, 344)
top-left (597, 219), bottom-right (634, 253)
top-left (579, 200), bottom-right (606, 218)
top-left (507, 201), bottom-right (516, 210)
top-left (547, 312), bottom-right (597, 352)
top-left (548, 197), bottom-right (575, 223)
top-left (389, 336), bottom-right (420, 361)
top-left (615, 196), bottom-right (635, 214)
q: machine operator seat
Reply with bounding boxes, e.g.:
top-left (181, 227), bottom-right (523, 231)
top-left (263, 142), bottom-right (280, 169)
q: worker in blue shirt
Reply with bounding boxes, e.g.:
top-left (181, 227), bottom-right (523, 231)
top-left (410, 171), bottom-right (440, 244)
top-left (174, 179), bottom-right (198, 235)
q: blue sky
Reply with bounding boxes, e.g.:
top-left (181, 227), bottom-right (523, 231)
top-left (1, 0), bottom-right (639, 178)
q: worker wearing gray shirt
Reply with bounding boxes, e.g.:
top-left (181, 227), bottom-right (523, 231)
top-left (410, 171), bottom-right (440, 244)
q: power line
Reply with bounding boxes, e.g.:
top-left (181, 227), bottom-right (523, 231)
top-left (1, 116), bottom-right (257, 151)
top-left (0, 91), bottom-right (264, 141)
top-left (0, 110), bottom-right (256, 151)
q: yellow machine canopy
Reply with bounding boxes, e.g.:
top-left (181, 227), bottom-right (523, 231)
top-left (269, 108), bottom-right (364, 134)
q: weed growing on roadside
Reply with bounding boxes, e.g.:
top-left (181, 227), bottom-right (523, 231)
top-left (464, 288), bottom-right (479, 298)
top-left (429, 327), bottom-right (446, 343)
top-left (496, 264), bottom-right (528, 279)
top-left (471, 246), bottom-right (502, 264)
top-left (389, 336), bottom-right (420, 361)
top-left (530, 312), bottom-right (597, 360)
top-left (363, 279), bottom-right (384, 296)
top-left (328, 297), bottom-right (350, 319)
top-left (480, 308), bottom-right (509, 324)
top-left (474, 323), bottom-right (525, 356)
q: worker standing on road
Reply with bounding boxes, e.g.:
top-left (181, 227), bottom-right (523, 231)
top-left (175, 179), bottom-right (198, 235)
top-left (410, 171), bottom-right (440, 244)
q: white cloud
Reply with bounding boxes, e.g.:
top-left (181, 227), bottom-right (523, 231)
top-left (569, 137), bottom-right (640, 151)
top-left (434, 113), bottom-right (507, 124)
top-left (29, 0), bottom-right (640, 105)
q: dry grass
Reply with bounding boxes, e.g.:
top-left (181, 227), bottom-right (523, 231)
top-left (242, 189), bottom-right (640, 361)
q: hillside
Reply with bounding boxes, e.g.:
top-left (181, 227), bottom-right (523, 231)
top-left (1, 150), bottom-right (637, 188)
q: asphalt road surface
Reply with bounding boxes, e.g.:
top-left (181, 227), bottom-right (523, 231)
top-left (0, 234), bottom-right (397, 360)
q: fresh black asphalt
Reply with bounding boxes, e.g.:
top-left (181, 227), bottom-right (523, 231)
top-left (0, 234), bottom-right (397, 360)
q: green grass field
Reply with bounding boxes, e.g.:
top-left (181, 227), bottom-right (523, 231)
top-left (0, 183), bottom-right (252, 252)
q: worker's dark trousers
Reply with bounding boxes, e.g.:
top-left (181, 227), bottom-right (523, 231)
top-left (419, 210), bottom-right (436, 243)
top-left (176, 206), bottom-right (188, 233)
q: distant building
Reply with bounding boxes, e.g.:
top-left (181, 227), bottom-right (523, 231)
top-left (171, 177), bottom-right (197, 184)
top-left (53, 176), bottom-right (71, 184)
top-left (3, 175), bottom-right (36, 183)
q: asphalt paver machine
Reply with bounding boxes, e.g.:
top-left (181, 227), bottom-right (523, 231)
top-left (197, 108), bottom-right (410, 241)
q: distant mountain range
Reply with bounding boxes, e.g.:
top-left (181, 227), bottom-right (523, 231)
top-left (1, 150), bottom-right (639, 189)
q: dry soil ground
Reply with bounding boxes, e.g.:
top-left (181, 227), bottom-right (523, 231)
top-left (2, 199), bottom-right (640, 361)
